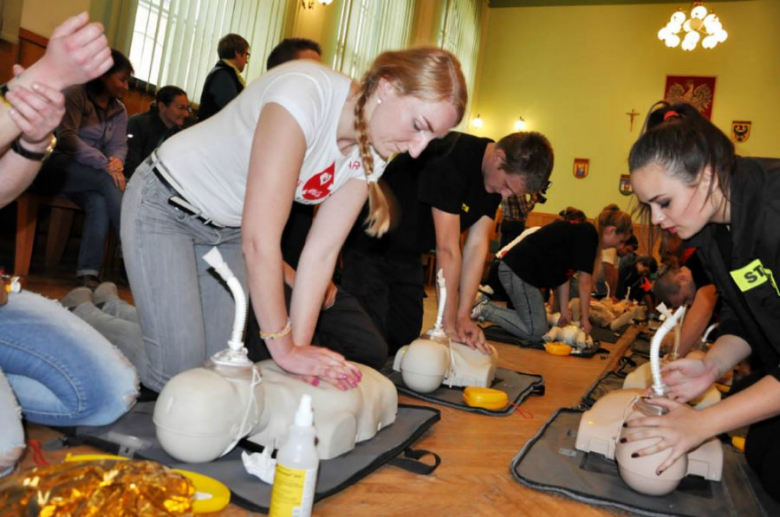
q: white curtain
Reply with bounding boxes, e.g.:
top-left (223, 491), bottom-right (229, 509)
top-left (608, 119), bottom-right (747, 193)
top-left (437, 0), bottom-right (483, 126)
top-left (332, 0), bottom-right (417, 80)
top-left (128, 0), bottom-right (286, 99)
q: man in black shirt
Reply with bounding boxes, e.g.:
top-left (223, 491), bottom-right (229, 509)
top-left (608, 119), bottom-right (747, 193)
top-left (341, 131), bottom-right (554, 354)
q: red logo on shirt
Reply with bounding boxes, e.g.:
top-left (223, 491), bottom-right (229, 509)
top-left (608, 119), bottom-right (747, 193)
top-left (301, 162), bottom-right (335, 200)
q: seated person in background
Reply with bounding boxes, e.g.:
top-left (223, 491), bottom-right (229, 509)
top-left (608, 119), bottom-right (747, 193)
top-left (616, 254), bottom-right (657, 304)
top-left (124, 85), bottom-right (190, 177)
top-left (341, 131), bottom-right (554, 355)
top-left (473, 205), bottom-right (632, 341)
top-left (653, 251), bottom-right (719, 357)
top-left (197, 33), bottom-right (249, 122)
top-left (36, 49), bottom-right (134, 289)
top-left (0, 12), bottom-right (137, 478)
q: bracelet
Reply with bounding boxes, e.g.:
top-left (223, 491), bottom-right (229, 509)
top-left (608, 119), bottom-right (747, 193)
top-left (260, 319), bottom-right (292, 340)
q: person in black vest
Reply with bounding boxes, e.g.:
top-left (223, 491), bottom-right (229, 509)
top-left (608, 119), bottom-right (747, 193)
top-left (197, 33), bottom-right (249, 122)
top-left (124, 86), bottom-right (190, 177)
top-left (623, 101), bottom-right (780, 500)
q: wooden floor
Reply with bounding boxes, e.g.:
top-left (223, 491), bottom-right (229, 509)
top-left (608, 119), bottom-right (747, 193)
top-left (17, 274), bottom-right (636, 516)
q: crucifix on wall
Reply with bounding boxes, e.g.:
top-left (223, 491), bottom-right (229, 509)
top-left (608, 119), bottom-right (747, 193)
top-left (626, 108), bottom-right (639, 132)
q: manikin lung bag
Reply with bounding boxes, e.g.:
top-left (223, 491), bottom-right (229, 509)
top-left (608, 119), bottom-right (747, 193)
top-left (153, 248), bottom-right (398, 462)
top-left (392, 269), bottom-right (498, 394)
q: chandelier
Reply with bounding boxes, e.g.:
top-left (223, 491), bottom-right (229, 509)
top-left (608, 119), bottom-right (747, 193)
top-left (658, 2), bottom-right (728, 51)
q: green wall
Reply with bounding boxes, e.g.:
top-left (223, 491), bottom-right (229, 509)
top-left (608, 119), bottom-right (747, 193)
top-left (476, 0), bottom-right (780, 218)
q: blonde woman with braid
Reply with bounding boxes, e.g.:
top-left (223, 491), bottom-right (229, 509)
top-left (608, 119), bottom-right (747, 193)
top-left (121, 48), bottom-right (467, 392)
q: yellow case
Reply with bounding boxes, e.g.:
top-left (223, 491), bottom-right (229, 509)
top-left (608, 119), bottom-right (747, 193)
top-left (462, 386), bottom-right (509, 410)
top-left (544, 342), bottom-right (572, 356)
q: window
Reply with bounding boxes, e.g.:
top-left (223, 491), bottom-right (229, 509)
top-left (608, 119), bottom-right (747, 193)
top-left (438, 0), bottom-right (483, 127)
top-left (333, 0), bottom-right (417, 79)
top-left (128, 0), bottom-right (287, 101)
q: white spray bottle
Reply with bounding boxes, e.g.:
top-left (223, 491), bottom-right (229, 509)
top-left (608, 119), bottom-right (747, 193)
top-left (269, 394), bottom-right (319, 517)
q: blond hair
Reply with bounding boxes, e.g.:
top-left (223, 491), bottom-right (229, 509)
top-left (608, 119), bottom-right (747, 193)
top-left (354, 47), bottom-right (467, 236)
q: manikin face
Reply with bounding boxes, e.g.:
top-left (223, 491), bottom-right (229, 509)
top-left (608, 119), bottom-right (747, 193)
top-left (482, 150), bottom-right (530, 199)
top-left (102, 70), bottom-right (131, 100)
top-left (158, 94), bottom-right (190, 129)
top-left (366, 78), bottom-right (460, 160)
top-left (601, 227), bottom-right (630, 249)
top-left (631, 162), bottom-right (718, 239)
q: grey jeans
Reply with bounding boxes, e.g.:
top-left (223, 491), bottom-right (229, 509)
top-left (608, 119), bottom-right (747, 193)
top-left (121, 162), bottom-right (245, 392)
top-left (482, 261), bottom-right (547, 342)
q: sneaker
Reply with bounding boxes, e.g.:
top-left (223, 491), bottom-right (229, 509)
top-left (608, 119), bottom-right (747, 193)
top-left (94, 282), bottom-right (119, 306)
top-left (77, 274), bottom-right (101, 291)
top-left (471, 297), bottom-right (489, 322)
top-left (60, 287), bottom-right (94, 310)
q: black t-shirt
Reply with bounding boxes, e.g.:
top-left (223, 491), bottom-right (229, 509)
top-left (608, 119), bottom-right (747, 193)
top-left (502, 220), bottom-right (599, 289)
top-left (343, 132), bottom-right (500, 259)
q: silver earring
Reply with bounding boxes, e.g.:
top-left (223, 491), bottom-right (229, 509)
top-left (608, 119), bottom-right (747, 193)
top-left (377, 97), bottom-right (382, 105)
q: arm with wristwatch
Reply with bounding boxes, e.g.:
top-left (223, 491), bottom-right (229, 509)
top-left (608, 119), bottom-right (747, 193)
top-left (0, 12), bottom-right (112, 207)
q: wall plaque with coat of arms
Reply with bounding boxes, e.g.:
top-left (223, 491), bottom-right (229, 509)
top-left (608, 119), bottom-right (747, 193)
top-left (731, 121), bottom-right (751, 143)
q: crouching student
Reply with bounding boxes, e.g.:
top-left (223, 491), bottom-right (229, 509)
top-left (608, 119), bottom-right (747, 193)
top-left (472, 205), bottom-right (632, 341)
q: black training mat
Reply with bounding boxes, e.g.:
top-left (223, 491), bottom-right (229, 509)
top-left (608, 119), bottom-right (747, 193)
top-left (580, 371), bottom-right (628, 409)
top-left (382, 366), bottom-right (544, 416)
top-left (482, 325), bottom-right (608, 359)
top-left (631, 334), bottom-right (653, 357)
top-left (66, 402), bottom-right (441, 513)
top-left (510, 408), bottom-right (780, 517)
top-left (589, 325), bottom-right (629, 344)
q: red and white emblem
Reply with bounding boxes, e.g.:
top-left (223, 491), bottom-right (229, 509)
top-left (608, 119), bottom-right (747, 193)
top-left (301, 162), bottom-right (335, 200)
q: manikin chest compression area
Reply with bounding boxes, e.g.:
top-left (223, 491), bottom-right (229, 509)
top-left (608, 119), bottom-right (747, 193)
top-left (574, 305), bottom-right (724, 496)
top-left (153, 248), bottom-right (398, 463)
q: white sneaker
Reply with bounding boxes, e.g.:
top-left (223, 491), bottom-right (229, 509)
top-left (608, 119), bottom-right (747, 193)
top-left (471, 297), bottom-right (489, 322)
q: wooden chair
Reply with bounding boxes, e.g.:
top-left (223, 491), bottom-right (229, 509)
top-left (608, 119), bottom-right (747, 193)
top-left (14, 192), bottom-right (83, 276)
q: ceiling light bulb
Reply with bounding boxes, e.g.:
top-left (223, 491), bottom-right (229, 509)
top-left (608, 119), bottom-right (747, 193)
top-left (683, 19), bottom-right (692, 32)
top-left (514, 118), bottom-right (527, 131)
top-left (691, 5), bottom-right (707, 19)
top-left (716, 29), bottom-right (728, 43)
top-left (658, 27), bottom-right (669, 40)
top-left (472, 115), bottom-right (483, 129)
top-left (666, 34), bottom-right (681, 48)
top-left (671, 11), bottom-right (686, 24)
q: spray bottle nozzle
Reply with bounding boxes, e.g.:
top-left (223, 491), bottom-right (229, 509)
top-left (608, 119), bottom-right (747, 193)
top-left (294, 394), bottom-right (314, 427)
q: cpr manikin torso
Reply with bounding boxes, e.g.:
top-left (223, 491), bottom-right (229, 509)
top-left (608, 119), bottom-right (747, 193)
top-left (574, 306), bottom-right (723, 496)
top-left (392, 270), bottom-right (498, 393)
top-left (153, 248), bottom-right (398, 463)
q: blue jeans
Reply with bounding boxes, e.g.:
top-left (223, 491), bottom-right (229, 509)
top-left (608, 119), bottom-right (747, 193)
top-left (121, 162), bottom-right (245, 392)
top-left (0, 291), bottom-right (138, 475)
top-left (481, 261), bottom-right (548, 341)
top-left (40, 154), bottom-right (124, 277)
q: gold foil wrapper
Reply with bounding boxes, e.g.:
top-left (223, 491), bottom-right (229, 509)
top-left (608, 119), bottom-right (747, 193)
top-left (0, 459), bottom-right (194, 516)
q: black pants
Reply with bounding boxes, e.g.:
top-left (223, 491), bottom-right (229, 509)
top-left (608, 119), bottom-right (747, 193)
top-left (245, 286), bottom-right (388, 370)
top-left (340, 248), bottom-right (424, 356)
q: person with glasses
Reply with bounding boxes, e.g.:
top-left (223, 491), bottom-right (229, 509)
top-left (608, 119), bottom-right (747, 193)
top-left (341, 131), bottom-right (554, 355)
top-left (124, 85), bottom-right (191, 179)
top-left (197, 33), bottom-right (249, 122)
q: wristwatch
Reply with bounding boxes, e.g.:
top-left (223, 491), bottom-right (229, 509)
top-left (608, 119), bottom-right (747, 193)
top-left (11, 134), bottom-right (57, 162)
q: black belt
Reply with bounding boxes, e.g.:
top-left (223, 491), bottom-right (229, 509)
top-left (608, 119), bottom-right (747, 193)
top-left (146, 156), bottom-right (226, 228)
